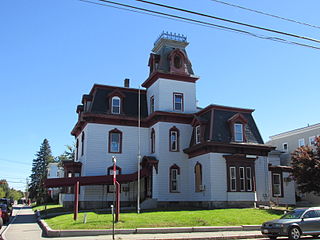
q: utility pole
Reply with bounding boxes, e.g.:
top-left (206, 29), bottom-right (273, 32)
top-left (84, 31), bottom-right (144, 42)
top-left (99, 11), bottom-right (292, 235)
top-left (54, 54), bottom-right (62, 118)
top-left (137, 87), bottom-right (141, 214)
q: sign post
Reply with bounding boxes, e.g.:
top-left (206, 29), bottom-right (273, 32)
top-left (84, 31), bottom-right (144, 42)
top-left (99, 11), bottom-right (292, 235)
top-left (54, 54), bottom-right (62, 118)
top-left (112, 156), bottom-right (120, 222)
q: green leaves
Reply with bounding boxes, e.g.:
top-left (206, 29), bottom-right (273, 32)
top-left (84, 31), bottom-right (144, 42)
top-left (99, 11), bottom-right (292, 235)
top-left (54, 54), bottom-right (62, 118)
top-left (291, 136), bottom-right (320, 195)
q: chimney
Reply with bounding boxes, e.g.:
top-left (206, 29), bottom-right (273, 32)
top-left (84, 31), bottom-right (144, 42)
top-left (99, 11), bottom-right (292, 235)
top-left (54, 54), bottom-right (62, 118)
top-left (124, 78), bottom-right (130, 88)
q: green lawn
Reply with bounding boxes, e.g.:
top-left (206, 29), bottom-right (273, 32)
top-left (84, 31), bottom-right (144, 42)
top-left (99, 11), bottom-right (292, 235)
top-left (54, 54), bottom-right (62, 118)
top-left (43, 208), bottom-right (284, 230)
top-left (32, 204), bottom-right (69, 215)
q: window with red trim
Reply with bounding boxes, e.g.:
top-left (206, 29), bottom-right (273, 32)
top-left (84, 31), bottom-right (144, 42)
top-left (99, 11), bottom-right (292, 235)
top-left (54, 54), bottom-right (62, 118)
top-left (150, 96), bottom-right (154, 114)
top-left (173, 93), bottom-right (183, 111)
top-left (151, 128), bottom-right (155, 153)
top-left (169, 127), bottom-right (179, 152)
top-left (195, 125), bottom-right (201, 144)
top-left (81, 132), bottom-right (85, 156)
top-left (111, 96), bottom-right (121, 114)
top-left (109, 129), bottom-right (122, 153)
top-left (169, 164), bottom-right (180, 192)
top-left (194, 162), bottom-right (203, 192)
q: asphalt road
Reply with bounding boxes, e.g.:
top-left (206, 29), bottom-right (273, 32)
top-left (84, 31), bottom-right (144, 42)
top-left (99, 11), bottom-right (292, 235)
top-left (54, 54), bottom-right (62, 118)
top-left (2, 205), bottom-right (320, 240)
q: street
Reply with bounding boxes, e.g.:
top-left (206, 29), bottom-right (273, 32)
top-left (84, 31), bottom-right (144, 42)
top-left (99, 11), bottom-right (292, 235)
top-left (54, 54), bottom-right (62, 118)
top-left (1, 205), bottom-right (320, 240)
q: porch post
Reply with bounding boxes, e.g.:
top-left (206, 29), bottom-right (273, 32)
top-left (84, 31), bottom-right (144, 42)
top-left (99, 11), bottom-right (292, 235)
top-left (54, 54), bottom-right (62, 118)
top-left (74, 181), bottom-right (79, 221)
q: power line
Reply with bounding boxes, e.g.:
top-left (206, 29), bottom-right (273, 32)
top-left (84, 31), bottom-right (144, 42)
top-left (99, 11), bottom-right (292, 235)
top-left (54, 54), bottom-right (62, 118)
top-left (0, 158), bottom-right (30, 166)
top-left (80, 0), bottom-right (320, 50)
top-left (134, 0), bottom-right (320, 45)
top-left (210, 0), bottom-right (320, 30)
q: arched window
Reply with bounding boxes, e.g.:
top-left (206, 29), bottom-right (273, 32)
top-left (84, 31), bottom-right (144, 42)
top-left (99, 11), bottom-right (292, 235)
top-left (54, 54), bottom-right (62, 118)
top-left (109, 128), bottom-right (122, 153)
top-left (111, 96), bottom-right (121, 114)
top-left (151, 128), bottom-right (155, 153)
top-left (169, 164), bottom-right (180, 193)
top-left (81, 132), bottom-right (85, 156)
top-left (169, 126), bottom-right (179, 152)
top-left (194, 162), bottom-right (203, 192)
top-left (174, 55), bottom-right (182, 69)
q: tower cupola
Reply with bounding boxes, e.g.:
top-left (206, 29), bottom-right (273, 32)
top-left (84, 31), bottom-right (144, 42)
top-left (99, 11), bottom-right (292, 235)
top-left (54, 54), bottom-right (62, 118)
top-left (147, 32), bottom-right (195, 77)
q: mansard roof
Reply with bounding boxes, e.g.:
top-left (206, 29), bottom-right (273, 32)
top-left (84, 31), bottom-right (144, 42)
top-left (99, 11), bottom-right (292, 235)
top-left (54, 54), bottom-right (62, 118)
top-left (184, 104), bottom-right (270, 157)
top-left (87, 84), bottom-right (148, 118)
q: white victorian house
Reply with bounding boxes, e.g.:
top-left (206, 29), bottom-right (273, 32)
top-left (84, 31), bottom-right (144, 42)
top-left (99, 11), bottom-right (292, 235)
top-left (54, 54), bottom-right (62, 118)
top-left (47, 32), bottom-right (295, 209)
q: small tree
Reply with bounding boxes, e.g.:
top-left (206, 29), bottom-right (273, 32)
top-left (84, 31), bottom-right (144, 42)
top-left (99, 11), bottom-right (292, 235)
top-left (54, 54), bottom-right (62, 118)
top-left (29, 139), bottom-right (54, 204)
top-left (291, 136), bottom-right (320, 194)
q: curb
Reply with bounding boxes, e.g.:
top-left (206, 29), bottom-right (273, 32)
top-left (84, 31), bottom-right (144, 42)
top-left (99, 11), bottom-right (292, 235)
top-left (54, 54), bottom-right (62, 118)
top-left (36, 211), bottom-right (262, 238)
top-left (135, 234), bottom-right (265, 240)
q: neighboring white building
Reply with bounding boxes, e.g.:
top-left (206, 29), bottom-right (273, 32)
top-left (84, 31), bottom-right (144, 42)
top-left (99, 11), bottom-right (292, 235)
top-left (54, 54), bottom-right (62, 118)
top-left (51, 32), bottom-right (295, 209)
top-left (47, 162), bottom-right (64, 200)
top-left (267, 123), bottom-right (320, 205)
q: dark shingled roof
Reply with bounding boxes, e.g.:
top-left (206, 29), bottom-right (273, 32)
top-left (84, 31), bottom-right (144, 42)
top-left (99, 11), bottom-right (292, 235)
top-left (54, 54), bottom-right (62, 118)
top-left (212, 109), bottom-right (263, 144)
top-left (87, 85), bottom-right (148, 118)
top-left (189, 107), bottom-right (263, 147)
top-left (153, 45), bottom-right (194, 75)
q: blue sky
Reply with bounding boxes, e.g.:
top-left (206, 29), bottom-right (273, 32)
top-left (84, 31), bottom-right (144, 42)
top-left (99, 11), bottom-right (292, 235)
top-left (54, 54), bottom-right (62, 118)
top-left (1, 0), bottom-right (320, 191)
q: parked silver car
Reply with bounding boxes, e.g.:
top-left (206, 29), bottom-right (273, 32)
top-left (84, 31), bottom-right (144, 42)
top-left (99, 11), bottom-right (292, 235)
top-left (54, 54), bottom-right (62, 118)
top-left (261, 207), bottom-right (320, 240)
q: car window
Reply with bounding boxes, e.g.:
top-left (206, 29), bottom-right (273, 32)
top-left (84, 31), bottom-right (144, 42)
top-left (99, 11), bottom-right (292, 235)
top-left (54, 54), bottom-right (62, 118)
top-left (314, 210), bottom-right (320, 217)
top-left (281, 209), bottom-right (305, 219)
top-left (303, 210), bottom-right (318, 219)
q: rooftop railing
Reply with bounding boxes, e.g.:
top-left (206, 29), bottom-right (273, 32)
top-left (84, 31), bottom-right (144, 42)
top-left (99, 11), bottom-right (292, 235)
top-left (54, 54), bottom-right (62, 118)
top-left (154, 31), bottom-right (187, 46)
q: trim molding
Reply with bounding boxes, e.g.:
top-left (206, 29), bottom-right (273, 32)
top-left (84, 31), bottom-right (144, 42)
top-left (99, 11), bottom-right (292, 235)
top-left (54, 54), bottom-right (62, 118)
top-left (141, 71), bottom-right (199, 88)
top-left (183, 142), bottom-right (274, 158)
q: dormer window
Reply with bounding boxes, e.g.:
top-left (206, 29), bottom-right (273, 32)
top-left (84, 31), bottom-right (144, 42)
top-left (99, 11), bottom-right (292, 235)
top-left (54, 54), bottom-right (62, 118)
top-left (173, 93), bottom-right (183, 111)
top-left (195, 125), bottom-right (201, 144)
top-left (234, 123), bottom-right (243, 142)
top-left (228, 113), bottom-right (247, 143)
top-left (112, 96), bottom-right (120, 114)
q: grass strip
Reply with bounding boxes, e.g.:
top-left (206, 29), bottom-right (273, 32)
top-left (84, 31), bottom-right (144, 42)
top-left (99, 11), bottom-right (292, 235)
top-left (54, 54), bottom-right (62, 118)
top-left (42, 208), bottom-right (283, 230)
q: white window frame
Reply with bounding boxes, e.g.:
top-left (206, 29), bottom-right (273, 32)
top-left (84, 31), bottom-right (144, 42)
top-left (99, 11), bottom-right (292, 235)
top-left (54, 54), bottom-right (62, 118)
top-left (234, 123), bottom-right (243, 142)
top-left (170, 168), bottom-right (179, 192)
top-left (309, 136), bottom-right (316, 146)
top-left (272, 173), bottom-right (282, 197)
top-left (239, 167), bottom-right (245, 192)
top-left (111, 96), bottom-right (121, 114)
top-left (230, 167), bottom-right (236, 192)
top-left (246, 167), bottom-right (252, 191)
top-left (195, 126), bottom-right (201, 144)
top-left (282, 142), bottom-right (288, 152)
top-left (173, 93), bottom-right (183, 111)
top-left (298, 138), bottom-right (305, 147)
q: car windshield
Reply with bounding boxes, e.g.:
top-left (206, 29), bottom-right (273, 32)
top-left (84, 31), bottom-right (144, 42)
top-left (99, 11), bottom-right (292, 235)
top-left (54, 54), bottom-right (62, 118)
top-left (281, 209), bottom-right (305, 219)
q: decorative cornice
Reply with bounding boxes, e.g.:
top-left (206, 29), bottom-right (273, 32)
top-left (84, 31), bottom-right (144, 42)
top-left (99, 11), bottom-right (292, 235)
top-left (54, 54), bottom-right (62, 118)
top-left (89, 84), bottom-right (147, 96)
top-left (141, 71), bottom-right (199, 88)
top-left (71, 111), bottom-right (194, 137)
top-left (183, 141), bottom-right (274, 158)
top-left (268, 165), bottom-right (293, 172)
top-left (196, 104), bottom-right (254, 116)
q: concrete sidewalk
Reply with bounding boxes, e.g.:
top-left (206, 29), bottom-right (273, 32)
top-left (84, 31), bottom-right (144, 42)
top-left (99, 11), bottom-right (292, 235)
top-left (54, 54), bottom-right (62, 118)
top-left (2, 206), bottom-right (267, 240)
